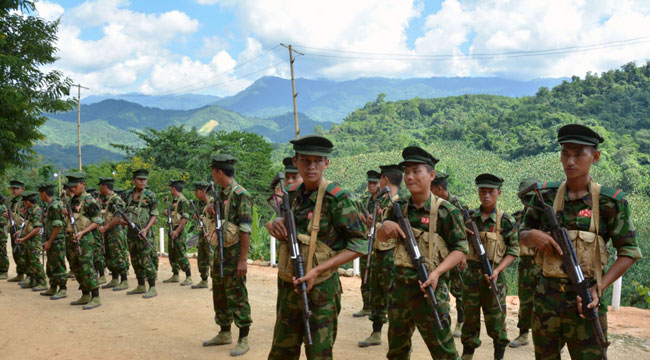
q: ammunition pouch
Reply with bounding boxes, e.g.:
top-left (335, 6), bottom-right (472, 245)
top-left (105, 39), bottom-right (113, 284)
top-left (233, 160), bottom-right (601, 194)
top-left (277, 233), bottom-right (338, 285)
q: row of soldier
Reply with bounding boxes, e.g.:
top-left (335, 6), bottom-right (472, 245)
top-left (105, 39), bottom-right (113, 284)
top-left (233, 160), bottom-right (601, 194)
top-left (0, 123), bottom-right (641, 360)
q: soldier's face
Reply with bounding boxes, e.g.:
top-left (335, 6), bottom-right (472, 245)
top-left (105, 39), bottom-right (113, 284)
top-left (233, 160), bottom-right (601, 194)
top-left (285, 172), bottom-right (303, 186)
top-left (478, 187), bottom-right (501, 209)
top-left (367, 181), bottom-right (379, 195)
top-left (71, 183), bottom-right (85, 196)
top-left (134, 178), bottom-right (147, 190)
top-left (403, 164), bottom-right (435, 196)
top-left (294, 155), bottom-right (328, 186)
top-left (195, 189), bottom-right (206, 200)
top-left (170, 187), bottom-right (179, 197)
top-left (39, 191), bottom-right (48, 202)
top-left (431, 185), bottom-right (445, 198)
top-left (99, 184), bottom-right (109, 195)
top-left (561, 143), bottom-right (600, 180)
top-left (24, 200), bottom-right (34, 208)
top-left (10, 187), bottom-right (23, 197)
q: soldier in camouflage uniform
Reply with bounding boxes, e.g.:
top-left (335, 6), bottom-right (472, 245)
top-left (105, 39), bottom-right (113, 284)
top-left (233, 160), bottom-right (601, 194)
top-left (0, 197), bottom-right (8, 280)
top-left (163, 180), bottom-right (193, 286)
top-left (38, 183), bottom-right (68, 300)
top-left (14, 191), bottom-right (48, 291)
top-left (191, 181), bottom-right (213, 289)
top-left (431, 172), bottom-right (467, 337)
top-left (86, 187), bottom-right (106, 284)
top-left (122, 169), bottom-right (159, 298)
top-left (97, 177), bottom-right (130, 291)
top-left (202, 154), bottom-right (253, 357)
top-left (520, 124), bottom-right (642, 360)
top-left (267, 135), bottom-right (367, 360)
top-left (353, 170), bottom-right (380, 318)
top-left (509, 178), bottom-right (541, 348)
top-left (378, 146), bottom-right (468, 360)
top-left (62, 183), bottom-right (76, 280)
top-left (358, 165), bottom-right (401, 347)
top-left (64, 173), bottom-right (103, 310)
top-left (460, 174), bottom-right (519, 360)
top-left (4, 180), bottom-right (27, 282)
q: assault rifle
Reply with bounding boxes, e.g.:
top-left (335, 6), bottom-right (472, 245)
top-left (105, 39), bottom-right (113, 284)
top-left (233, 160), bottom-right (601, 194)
top-left (459, 208), bottom-right (505, 313)
top-left (386, 190), bottom-right (444, 330)
top-left (166, 196), bottom-right (174, 254)
top-left (363, 187), bottom-right (390, 284)
top-left (64, 198), bottom-right (83, 256)
top-left (40, 205), bottom-right (46, 264)
top-left (210, 182), bottom-right (224, 278)
top-left (518, 182), bottom-right (608, 360)
top-left (190, 200), bottom-right (209, 240)
top-left (270, 172), bottom-right (313, 345)
top-left (112, 204), bottom-right (155, 251)
top-left (2, 196), bottom-right (19, 252)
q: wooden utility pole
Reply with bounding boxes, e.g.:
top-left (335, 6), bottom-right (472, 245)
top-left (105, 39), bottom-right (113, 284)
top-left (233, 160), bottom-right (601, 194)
top-left (73, 84), bottom-right (89, 170)
top-left (281, 43), bottom-right (303, 139)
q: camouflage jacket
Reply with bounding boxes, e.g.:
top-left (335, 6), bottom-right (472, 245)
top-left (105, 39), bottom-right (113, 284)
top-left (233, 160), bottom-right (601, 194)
top-left (124, 188), bottom-right (158, 228)
top-left (218, 180), bottom-right (253, 234)
top-left (0, 203), bottom-right (7, 228)
top-left (44, 198), bottom-right (65, 241)
top-left (287, 181), bottom-right (367, 254)
top-left (171, 193), bottom-right (190, 226)
top-left (470, 207), bottom-right (519, 261)
top-left (359, 193), bottom-right (379, 215)
top-left (100, 192), bottom-right (126, 236)
top-left (11, 195), bottom-right (24, 224)
top-left (521, 181), bottom-right (641, 260)
top-left (22, 205), bottom-right (42, 236)
top-left (71, 192), bottom-right (103, 225)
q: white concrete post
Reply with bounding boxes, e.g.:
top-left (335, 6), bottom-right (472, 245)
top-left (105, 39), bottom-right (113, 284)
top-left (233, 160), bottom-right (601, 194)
top-left (270, 236), bottom-right (277, 266)
top-left (353, 258), bottom-right (360, 276)
top-left (612, 276), bottom-right (622, 311)
top-left (159, 227), bottom-right (165, 255)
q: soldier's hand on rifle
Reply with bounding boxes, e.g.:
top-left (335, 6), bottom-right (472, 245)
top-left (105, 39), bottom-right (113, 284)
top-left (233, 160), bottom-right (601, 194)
top-left (73, 232), bottom-right (83, 242)
top-left (207, 204), bottom-right (215, 216)
top-left (268, 217), bottom-right (288, 240)
top-left (14, 231), bottom-right (21, 239)
top-left (237, 258), bottom-right (247, 277)
top-left (62, 208), bottom-right (68, 216)
top-left (118, 218), bottom-right (128, 226)
top-left (2, 212), bottom-right (8, 219)
top-left (485, 269), bottom-right (500, 286)
top-left (458, 258), bottom-right (467, 271)
top-left (16, 237), bottom-right (25, 244)
top-left (379, 221), bottom-right (405, 240)
top-left (577, 284), bottom-right (600, 319)
top-left (359, 211), bottom-right (368, 225)
top-left (419, 271), bottom-right (440, 297)
top-left (526, 229), bottom-right (563, 256)
top-left (192, 214), bottom-right (198, 221)
top-left (43, 241), bottom-right (52, 251)
top-left (138, 228), bottom-right (148, 238)
top-left (171, 229), bottom-right (179, 240)
top-left (163, 209), bottom-right (168, 216)
top-left (98, 225), bottom-right (106, 234)
top-left (294, 269), bottom-right (318, 292)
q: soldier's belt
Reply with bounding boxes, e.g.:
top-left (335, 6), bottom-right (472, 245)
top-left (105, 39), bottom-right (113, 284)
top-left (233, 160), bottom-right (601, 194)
top-left (540, 276), bottom-right (595, 294)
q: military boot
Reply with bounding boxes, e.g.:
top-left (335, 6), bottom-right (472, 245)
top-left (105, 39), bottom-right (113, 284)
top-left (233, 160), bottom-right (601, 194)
top-left (50, 289), bottom-right (67, 300)
top-left (454, 321), bottom-right (463, 338)
top-left (180, 276), bottom-right (193, 286)
top-left (113, 280), bottom-right (129, 291)
top-left (98, 275), bottom-right (107, 285)
top-left (67, 271), bottom-right (75, 279)
top-left (0, 272), bottom-right (8, 280)
top-left (163, 273), bottom-right (179, 283)
top-left (352, 308), bottom-right (371, 317)
top-left (20, 279), bottom-right (35, 289)
top-left (143, 286), bottom-right (157, 299)
top-left (32, 282), bottom-right (48, 292)
top-left (83, 297), bottom-right (102, 310)
top-left (358, 332), bottom-right (382, 347)
top-left (18, 275), bottom-right (31, 286)
top-left (462, 347), bottom-right (475, 360)
top-left (7, 273), bottom-right (24, 282)
top-left (40, 286), bottom-right (57, 296)
top-left (102, 278), bottom-right (120, 289)
top-left (202, 331), bottom-right (233, 346)
top-left (70, 293), bottom-right (91, 305)
top-left (192, 279), bottom-right (209, 289)
top-left (509, 331), bottom-right (530, 348)
top-left (127, 285), bottom-right (146, 295)
top-left (230, 337), bottom-right (250, 357)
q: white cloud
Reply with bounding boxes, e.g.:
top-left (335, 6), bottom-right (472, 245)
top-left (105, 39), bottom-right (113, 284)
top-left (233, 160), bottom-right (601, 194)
top-left (34, 0), bottom-right (64, 21)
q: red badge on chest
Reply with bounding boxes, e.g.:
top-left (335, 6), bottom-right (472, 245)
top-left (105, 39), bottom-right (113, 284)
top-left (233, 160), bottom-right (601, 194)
top-left (421, 217), bottom-right (430, 225)
top-left (378, 208), bottom-right (383, 215)
top-left (578, 209), bottom-right (592, 218)
top-left (308, 212), bottom-right (313, 220)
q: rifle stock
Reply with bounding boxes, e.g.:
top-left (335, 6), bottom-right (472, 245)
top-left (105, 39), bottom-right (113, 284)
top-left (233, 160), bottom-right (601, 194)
top-left (64, 198), bottom-right (83, 256)
top-left (210, 182), bottom-right (224, 278)
top-left (190, 200), bottom-right (209, 240)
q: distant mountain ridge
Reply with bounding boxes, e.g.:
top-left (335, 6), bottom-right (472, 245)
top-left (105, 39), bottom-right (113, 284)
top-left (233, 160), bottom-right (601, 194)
top-left (82, 93), bottom-right (221, 110)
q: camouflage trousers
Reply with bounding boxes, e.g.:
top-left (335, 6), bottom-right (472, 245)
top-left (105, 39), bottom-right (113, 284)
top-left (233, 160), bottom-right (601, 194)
top-left (533, 277), bottom-right (607, 360)
top-left (104, 228), bottom-right (130, 275)
top-left (461, 262), bottom-right (509, 350)
top-left (517, 255), bottom-right (540, 331)
top-left (268, 273), bottom-right (342, 360)
top-left (46, 236), bottom-right (67, 288)
top-left (127, 229), bottom-right (158, 280)
top-left (212, 242), bottom-right (252, 328)
top-left (168, 230), bottom-right (190, 274)
top-left (368, 248), bottom-right (394, 324)
top-left (25, 236), bottom-right (46, 286)
top-left (0, 230), bottom-right (8, 273)
top-left (92, 230), bottom-right (105, 273)
top-left (197, 236), bottom-right (213, 280)
top-left (448, 265), bottom-right (464, 322)
top-left (359, 254), bottom-right (370, 311)
top-left (11, 233), bottom-right (27, 275)
top-left (387, 267), bottom-right (459, 360)
top-left (66, 232), bottom-right (99, 291)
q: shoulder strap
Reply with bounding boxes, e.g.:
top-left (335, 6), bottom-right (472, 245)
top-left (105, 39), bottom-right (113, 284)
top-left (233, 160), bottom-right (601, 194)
top-left (496, 209), bottom-right (504, 234)
top-left (306, 178), bottom-right (331, 271)
top-left (552, 181), bottom-right (567, 214)
top-left (223, 183), bottom-right (237, 231)
top-left (590, 180), bottom-right (603, 296)
top-left (428, 195), bottom-right (445, 265)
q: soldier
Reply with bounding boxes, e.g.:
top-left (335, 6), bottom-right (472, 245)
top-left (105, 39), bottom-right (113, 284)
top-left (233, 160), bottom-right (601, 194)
top-left (359, 164), bottom-right (402, 347)
top-left (460, 174), bottom-right (519, 360)
top-left (283, 156), bottom-right (303, 186)
top-left (267, 135), bottom-right (367, 359)
top-left (97, 177), bottom-right (130, 291)
top-left (64, 172), bottom-right (103, 310)
top-left (353, 169), bottom-right (380, 318)
top-left (38, 183), bottom-right (68, 300)
top-left (519, 124), bottom-right (642, 359)
top-left (202, 154), bottom-right (253, 356)
top-left (191, 181), bottom-right (214, 289)
top-left (122, 169), bottom-right (159, 298)
top-left (14, 191), bottom-right (48, 291)
top-left (431, 172), bottom-right (467, 338)
top-left (0, 195), bottom-right (8, 280)
top-left (4, 180), bottom-right (28, 283)
top-left (163, 180), bottom-right (193, 286)
top-left (377, 146), bottom-right (468, 359)
top-left (62, 182), bottom-right (76, 280)
top-left (509, 178), bottom-right (541, 348)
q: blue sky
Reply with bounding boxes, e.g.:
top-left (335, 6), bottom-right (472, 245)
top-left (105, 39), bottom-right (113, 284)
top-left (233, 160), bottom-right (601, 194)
top-left (35, 0), bottom-right (650, 97)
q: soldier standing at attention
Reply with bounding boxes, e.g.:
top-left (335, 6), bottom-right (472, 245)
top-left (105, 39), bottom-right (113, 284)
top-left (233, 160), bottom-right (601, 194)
top-left (15, 190), bottom-right (48, 291)
top-left (191, 181), bottom-right (214, 289)
top-left (460, 174), bottom-right (519, 360)
top-left (123, 169), bottom-right (159, 299)
top-left (353, 169), bottom-right (380, 318)
top-left (87, 186), bottom-right (106, 285)
top-left (202, 154), bottom-right (253, 357)
top-left (97, 177), bottom-right (130, 291)
top-left (65, 172), bottom-right (103, 310)
top-left (430, 172), bottom-right (468, 338)
top-left (38, 183), bottom-right (68, 300)
top-left (0, 195), bottom-right (8, 280)
top-left (4, 180), bottom-right (27, 283)
top-left (520, 124), bottom-right (642, 359)
top-left (378, 146), bottom-right (467, 360)
top-left (163, 180), bottom-right (193, 286)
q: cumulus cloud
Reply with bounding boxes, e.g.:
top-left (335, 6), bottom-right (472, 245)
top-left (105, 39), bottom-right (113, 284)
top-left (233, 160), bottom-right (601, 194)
top-left (34, 0), bottom-right (64, 21)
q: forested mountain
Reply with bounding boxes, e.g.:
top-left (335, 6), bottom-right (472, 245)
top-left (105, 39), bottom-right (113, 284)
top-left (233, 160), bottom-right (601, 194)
top-left (82, 93), bottom-right (221, 110)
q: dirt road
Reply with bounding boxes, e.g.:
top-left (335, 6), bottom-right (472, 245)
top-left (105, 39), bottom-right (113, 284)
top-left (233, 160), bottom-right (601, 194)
top-left (1, 253), bottom-right (649, 359)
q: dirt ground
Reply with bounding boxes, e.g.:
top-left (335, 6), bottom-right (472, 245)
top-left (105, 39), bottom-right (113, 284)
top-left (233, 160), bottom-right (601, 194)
top-left (1, 251), bottom-right (649, 359)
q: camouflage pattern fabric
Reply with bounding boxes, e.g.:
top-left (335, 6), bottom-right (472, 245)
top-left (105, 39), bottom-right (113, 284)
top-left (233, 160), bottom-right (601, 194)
top-left (10, 196), bottom-right (27, 275)
top-left (218, 181), bottom-right (253, 234)
top-left (92, 229), bottom-right (105, 275)
top-left (44, 198), bottom-right (67, 287)
top-left (368, 248), bottom-right (393, 324)
top-left (23, 205), bottom-right (46, 286)
top-left (197, 197), bottom-right (214, 280)
top-left (516, 255), bottom-right (540, 331)
top-left (100, 192), bottom-right (130, 275)
top-left (268, 273), bottom-right (342, 360)
top-left (0, 203), bottom-right (8, 273)
top-left (446, 194), bottom-right (467, 321)
top-left (169, 194), bottom-right (190, 273)
top-left (212, 241), bottom-right (252, 328)
top-left (124, 188), bottom-right (159, 280)
top-left (359, 193), bottom-right (378, 310)
top-left (67, 192), bottom-right (103, 291)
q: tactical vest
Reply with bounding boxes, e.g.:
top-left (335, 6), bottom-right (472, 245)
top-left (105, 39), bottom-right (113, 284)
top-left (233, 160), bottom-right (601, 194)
top-left (100, 193), bottom-right (117, 226)
top-left (374, 193), bottom-right (399, 251)
top-left (171, 195), bottom-right (184, 227)
top-left (278, 179), bottom-right (339, 285)
top-left (393, 195), bottom-right (450, 272)
top-left (222, 184), bottom-right (243, 248)
top-left (66, 194), bottom-right (92, 233)
top-left (536, 181), bottom-right (609, 291)
top-left (519, 242), bottom-right (536, 257)
top-left (21, 209), bottom-right (35, 237)
top-left (467, 209), bottom-right (507, 264)
top-left (127, 191), bottom-right (149, 228)
top-left (200, 199), bottom-right (214, 241)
